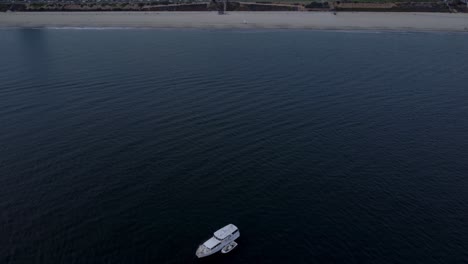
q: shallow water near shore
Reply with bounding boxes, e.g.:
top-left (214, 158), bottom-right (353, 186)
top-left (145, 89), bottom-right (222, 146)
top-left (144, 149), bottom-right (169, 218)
top-left (1, 28), bottom-right (468, 263)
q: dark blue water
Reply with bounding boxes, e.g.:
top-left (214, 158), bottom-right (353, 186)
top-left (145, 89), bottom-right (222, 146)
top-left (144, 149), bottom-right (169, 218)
top-left (1, 28), bottom-right (468, 263)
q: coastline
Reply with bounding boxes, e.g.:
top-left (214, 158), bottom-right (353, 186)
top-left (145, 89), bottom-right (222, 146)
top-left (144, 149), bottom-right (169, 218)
top-left (1, 12), bottom-right (468, 32)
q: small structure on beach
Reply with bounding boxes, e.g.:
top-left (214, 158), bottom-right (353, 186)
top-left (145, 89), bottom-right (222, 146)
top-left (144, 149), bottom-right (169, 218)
top-left (217, 0), bottom-right (227, 14)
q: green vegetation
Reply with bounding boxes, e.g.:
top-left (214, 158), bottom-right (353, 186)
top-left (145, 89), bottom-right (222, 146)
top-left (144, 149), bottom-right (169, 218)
top-left (2, 0), bottom-right (465, 12)
top-left (341, 0), bottom-right (439, 2)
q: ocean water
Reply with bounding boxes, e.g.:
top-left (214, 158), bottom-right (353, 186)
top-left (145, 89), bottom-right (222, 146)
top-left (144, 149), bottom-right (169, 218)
top-left (1, 28), bottom-right (468, 264)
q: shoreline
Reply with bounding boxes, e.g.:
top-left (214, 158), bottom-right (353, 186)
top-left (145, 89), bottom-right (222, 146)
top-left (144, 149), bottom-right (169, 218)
top-left (1, 12), bottom-right (468, 32)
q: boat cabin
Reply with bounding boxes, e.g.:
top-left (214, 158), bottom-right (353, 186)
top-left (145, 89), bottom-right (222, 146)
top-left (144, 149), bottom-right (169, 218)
top-left (203, 237), bottom-right (222, 249)
top-left (213, 224), bottom-right (239, 241)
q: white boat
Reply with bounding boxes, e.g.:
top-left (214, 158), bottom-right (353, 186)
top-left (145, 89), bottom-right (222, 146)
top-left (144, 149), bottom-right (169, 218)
top-left (195, 224), bottom-right (240, 258)
top-left (221, 241), bottom-right (238, 254)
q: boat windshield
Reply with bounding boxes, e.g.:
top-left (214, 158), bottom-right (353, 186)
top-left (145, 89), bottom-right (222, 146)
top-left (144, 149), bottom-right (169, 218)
top-left (214, 232), bottom-right (234, 240)
top-left (209, 242), bottom-right (221, 249)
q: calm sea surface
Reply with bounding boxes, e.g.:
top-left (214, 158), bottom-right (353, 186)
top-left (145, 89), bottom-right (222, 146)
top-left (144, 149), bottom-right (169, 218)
top-left (1, 28), bottom-right (468, 263)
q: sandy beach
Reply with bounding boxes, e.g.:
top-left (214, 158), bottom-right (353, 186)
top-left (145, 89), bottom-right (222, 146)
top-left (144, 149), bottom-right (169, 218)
top-left (1, 12), bottom-right (468, 31)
